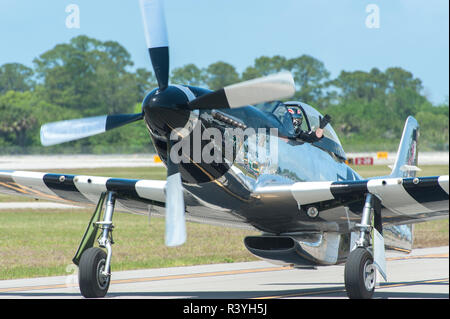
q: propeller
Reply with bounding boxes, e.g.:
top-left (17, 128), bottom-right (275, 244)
top-left (139, 0), bottom-right (186, 247)
top-left (165, 139), bottom-right (186, 246)
top-left (139, 0), bottom-right (169, 91)
top-left (188, 71), bottom-right (295, 110)
top-left (40, 113), bottom-right (143, 146)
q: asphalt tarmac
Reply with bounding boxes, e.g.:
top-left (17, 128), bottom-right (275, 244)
top-left (0, 152), bottom-right (448, 170)
top-left (0, 246), bottom-right (447, 299)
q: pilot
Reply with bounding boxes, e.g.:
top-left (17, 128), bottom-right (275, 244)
top-left (288, 106), bottom-right (331, 143)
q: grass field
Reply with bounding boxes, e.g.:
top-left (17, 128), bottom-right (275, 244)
top-left (0, 164), bottom-right (448, 280)
top-left (0, 209), bottom-right (258, 279)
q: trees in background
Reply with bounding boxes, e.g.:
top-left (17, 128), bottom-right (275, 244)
top-left (242, 55), bottom-right (331, 107)
top-left (325, 67), bottom-right (448, 150)
top-left (1, 36), bottom-right (156, 153)
top-left (171, 61), bottom-right (240, 90)
top-left (0, 63), bottom-right (35, 94)
top-left (33, 35), bottom-right (156, 116)
top-left (0, 35), bottom-right (448, 153)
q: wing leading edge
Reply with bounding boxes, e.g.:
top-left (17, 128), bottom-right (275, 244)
top-left (0, 170), bottom-right (166, 213)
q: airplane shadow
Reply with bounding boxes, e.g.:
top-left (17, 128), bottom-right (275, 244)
top-left (0, 280), bottom-right (447, 299)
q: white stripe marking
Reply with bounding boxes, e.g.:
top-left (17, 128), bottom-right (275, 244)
top-left (438, 175), bottom-right (449, 194)
top-left (291, 181), bottom-right (334, 206)
top-left (73, 175), bottom-right (108, 204)
top-left (11, 171), bottom-right (59, 199)
top-left (135, 180), bottom-right (166, 203)
top-left (367, 178), bottom-right (432, 215)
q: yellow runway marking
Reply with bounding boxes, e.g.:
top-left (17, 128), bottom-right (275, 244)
top-left (387, 253), bottom-right (448, 261)
top-left (0, 181), bottom-right (29, 195)
top-left (112, 265), bottom-right (292, 285)
top-left (0, 266), bottom-right (292, 293)
top-left (254, 289), bottom-right (346, 299)
top-left (0, 283), bottom-right (75, 293)
top-left (379, 278), bottom-right (448, 289)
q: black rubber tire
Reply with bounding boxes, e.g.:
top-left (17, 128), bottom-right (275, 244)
top-left (78, 247), bottom-right (110, 298)
top-left (344, 247), bottom-right (376, 299)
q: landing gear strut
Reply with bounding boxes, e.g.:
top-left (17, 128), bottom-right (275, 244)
top-left (344, 193), bottom-right (381, 299)
top-left (73, 192), bottom-right (116, 298)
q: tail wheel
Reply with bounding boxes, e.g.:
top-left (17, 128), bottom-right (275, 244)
top-left (78, 247), bottom-right (111, 298)
top-left (344, 247), bottom-right (376, 299)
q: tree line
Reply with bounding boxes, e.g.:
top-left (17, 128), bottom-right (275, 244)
top-left (0, 35), bottom-right (448, 154)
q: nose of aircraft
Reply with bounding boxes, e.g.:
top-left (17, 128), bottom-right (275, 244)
top-left (142, 86), bottom-right (192, 139)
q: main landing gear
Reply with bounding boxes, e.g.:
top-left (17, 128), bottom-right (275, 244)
top-left (345, 247), bottom-right (376, 299)
top-left (73, 192), bottom-right (116, 298)
top-left (344, 193), bottom-right (384, 299)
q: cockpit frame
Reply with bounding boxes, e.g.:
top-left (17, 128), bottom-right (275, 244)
top-left (254, 100), bottom-right (347, 161)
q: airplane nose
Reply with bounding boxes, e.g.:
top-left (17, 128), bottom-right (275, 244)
top-left (142, 86), bottom-right (191, 138)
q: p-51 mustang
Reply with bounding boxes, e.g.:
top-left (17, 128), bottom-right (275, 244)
top-left (0, 0), bottom-right (448, 299)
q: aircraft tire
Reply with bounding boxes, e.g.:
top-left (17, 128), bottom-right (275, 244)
top-left (78, 247), bottom-right (111, 298)
top-left (344, 247), bottom-right (375, 299)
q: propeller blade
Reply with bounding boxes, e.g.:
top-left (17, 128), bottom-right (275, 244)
top-left (187, 71), bottom-right (296, 110)
top-left (139, 0), bottom-right (169, 91)
top-left (165, 144), bottom-right (186, 246)
top-left (40, 113), bottom-right (143, 146)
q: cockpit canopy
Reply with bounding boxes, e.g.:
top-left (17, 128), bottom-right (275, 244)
top-left (254, 100), bottom-right (346, 160)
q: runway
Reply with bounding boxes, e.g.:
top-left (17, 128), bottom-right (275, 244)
top-left (0, 152), bottom-right (448, 170)
top-left (0, 246), bottom-right (447, 299)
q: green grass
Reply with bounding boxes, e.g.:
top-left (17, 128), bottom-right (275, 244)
top-left (414, 219), bottom-right (449, 248)
top-left (0, 164), bottom-right (448, 280)
top-left (0, 208), bottom-right (258, 280)
top-left (350, 164), bottom-right (449, 178)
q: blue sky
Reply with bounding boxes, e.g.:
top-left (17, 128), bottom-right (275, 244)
top-left (0, 0), bottom-right (448, 104)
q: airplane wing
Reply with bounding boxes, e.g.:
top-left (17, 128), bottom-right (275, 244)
top-left (254, 175), bottom-right (449, 225)
top-left (0, 170), bottom-right (166, 214)
top-left (0, 169), bottom-right (257, 231)
top-left (2, 169), bottom-right (448, 226)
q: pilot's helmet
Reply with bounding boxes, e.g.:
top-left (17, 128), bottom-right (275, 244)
top-left (287, 107), bottom-right (303, 133)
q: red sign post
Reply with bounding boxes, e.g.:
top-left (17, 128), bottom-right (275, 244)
top-left (354, 157), bottom-right (374, 165)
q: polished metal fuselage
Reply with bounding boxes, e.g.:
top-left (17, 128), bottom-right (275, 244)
top-left (145, 101), bottom-right (420, 264)
top-left (149, 104), bottom-right (360, 234)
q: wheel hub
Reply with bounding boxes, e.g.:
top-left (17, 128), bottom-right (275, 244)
top-left (96, 259), bottom-right (109, 290)
top-left (363, 261), bottom-right (376, 291)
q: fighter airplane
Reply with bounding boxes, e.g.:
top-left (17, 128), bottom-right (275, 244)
top-left (0, 0), bottom-right (448, 299)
